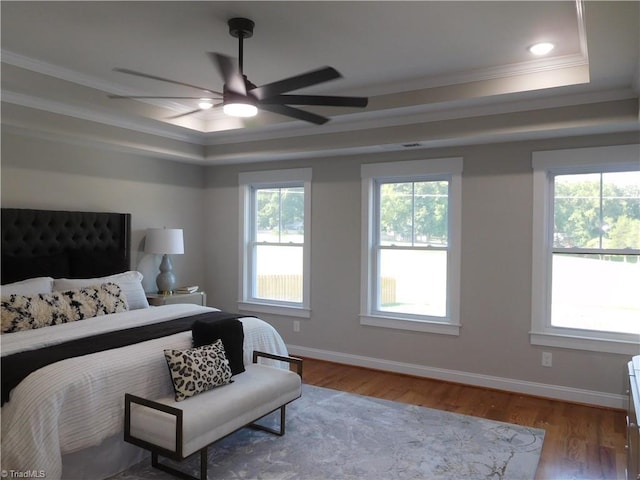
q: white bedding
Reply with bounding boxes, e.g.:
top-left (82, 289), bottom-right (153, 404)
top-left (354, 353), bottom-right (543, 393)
top-left (0, 304), bottom-right (288, 479)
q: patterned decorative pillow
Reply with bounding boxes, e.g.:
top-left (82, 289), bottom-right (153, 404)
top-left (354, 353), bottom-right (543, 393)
top-left (53, 271), bottom-right (149, 310)
top-left (164, 339), bottom-right (233, 402)
top-left (60, 282), bottom-right (128, 319)
top-left (1, 291), bottom-right (75, 333)
top-left (1, 282), bottom-right (128, 334)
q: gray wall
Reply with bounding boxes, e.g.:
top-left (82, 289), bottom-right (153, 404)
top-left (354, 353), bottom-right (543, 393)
top-left (204, 131), bottom-right (639, 404)
top-left (2, 128), bottom-right (637, 404)
top-left (1, 132), bottom-right (207, 293)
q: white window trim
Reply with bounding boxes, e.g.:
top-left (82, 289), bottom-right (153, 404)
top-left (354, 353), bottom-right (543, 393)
top-left (238, 168), bottom-right (312, 318)
top-left (531, 144), bottom-right (640, 354)
top-left (360, 157), bottom-right (463, 335)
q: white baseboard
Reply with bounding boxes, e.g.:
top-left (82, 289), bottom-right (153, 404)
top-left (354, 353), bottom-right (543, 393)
top-left (287, 344), bottom-right (627, 409)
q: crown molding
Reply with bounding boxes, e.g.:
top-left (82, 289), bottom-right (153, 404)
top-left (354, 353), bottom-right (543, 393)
top-left (204, 115), bottom-right (640, 165)
top-left (575, 0), bottom-right (589, 60)
top-left (359, 54), bottom-right (589, 99)
top-left (2, 49), bottom-right (122, 94)
top-left (2, 123), bottom-right (205, 164)
top-left (1, 49), bottom-right (190, 113)
top-left (202, 87), bottom-right (636, 147)
top-left (4, 92), bottom-right (636, 166)
top-left (2, 43), bottom-right (588, 102)
top-left (1, 90), bottom-right (206, 145)
top-left (4, 85), bottom-right (635, 157)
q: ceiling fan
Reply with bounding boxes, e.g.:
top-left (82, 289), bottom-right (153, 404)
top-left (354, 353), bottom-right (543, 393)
top-left (109, 17), bottom-right (368, 125)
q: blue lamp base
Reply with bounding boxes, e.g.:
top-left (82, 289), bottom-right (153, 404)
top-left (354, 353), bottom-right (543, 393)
top-left (156, 254), bottom-right (176, 294)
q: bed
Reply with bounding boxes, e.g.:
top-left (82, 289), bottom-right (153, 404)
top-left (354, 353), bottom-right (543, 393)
top-left (0, 208), bottom-right (289, 480)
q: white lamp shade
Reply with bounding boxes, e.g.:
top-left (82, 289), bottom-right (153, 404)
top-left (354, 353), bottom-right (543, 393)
top-left (145, 228), bottom-right (184, 255)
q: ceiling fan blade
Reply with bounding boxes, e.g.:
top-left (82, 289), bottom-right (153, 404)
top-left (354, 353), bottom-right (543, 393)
top-left (113, 68), bottom-right (222, 95)
top-left (260, 104), bottom-right (329, 125)
top-left (208, 53), bottom-right (246, 95)
top-left (166, 109), bottom-right (205, 120)
top-left (108, 95), bottom-right (222, 100)
top-left (260, 94), bottom-right (368, 108)
top-left (252, 66), bottom-right (342, 100)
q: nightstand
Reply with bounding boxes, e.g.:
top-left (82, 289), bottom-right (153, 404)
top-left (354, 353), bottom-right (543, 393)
top-left (146, 291), bottom-right (207, 307)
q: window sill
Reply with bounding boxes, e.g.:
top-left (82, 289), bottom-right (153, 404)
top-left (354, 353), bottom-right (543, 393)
top-left (360, 314), bottom-right (460, 335)
top-left (238, 301), bottom-right (311, 319)
top-left (530, 330), bottom-right (640, 355)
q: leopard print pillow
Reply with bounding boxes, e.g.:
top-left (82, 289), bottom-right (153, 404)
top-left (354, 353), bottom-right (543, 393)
top-left (164, 339), bottom-right (233, 402)
top-left (1, 282), bottom-right (128, 333)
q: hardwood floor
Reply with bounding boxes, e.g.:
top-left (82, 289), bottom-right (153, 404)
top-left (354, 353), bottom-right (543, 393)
top-left (300, 357), bottom-right (627, 480)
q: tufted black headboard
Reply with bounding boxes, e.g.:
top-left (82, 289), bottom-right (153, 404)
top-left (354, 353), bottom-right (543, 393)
top-left (1, 208), bottom-right (131, 284)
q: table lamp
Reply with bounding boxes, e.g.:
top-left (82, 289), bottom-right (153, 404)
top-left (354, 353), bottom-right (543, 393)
top-left (145, 228), bottom-right (184, 294)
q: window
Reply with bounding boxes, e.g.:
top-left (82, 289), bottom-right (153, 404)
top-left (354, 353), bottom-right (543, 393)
top-left (239, 168), bottom-right (311, 317)
top-left (531, 144), bottom-right (640, 354)
top-left (360, 158), bottom-right (462, 334)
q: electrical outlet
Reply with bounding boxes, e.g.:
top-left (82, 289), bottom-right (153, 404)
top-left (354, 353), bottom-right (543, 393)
top-left (542, 352), bottom-right (552, 367)
top-left (293, 320), bottom-right (300, 333)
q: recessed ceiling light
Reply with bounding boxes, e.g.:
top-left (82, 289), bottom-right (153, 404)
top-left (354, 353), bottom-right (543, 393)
top-left (529, 42), bottom-right (555, 56)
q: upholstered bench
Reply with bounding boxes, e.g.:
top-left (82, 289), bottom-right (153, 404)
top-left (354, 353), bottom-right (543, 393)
top-left (124, 351), bottom-right (303, 480)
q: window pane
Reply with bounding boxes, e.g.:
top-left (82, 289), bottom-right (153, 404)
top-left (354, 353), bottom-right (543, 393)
top-left (414, 181), bottom-right (448, 246)
top-left (281, 186), bottom-right (304, 243)
top-left (380, 181), bottom-right (448, 247)
top-left (256, 188), bottom-right (280, 242)
top-left (254, 245), bottom-right (303, 302)
top-left (602, 171), bottom-right (640, 249)
top-left (380, 182), bottom-right (413, 245)
top-left (378, 248), bottom-right (447, 317)
top-left (551, 253), bottom-right (640, 334)
top-left (256, 186), bottom-right (304, 244)
top-left (553, 173), bottom-right (601, 248)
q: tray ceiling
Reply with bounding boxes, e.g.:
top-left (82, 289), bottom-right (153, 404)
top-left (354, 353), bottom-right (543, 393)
top-left (1, 1), bottom-right (638, 164)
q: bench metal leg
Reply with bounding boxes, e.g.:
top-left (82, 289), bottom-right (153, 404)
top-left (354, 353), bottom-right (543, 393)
top-left (200, 448), bottom-right (208, 480)
top-left (249, 404), bottom-right (287, 436)
top-left (148, 404), bottom-right (289, 479)
top-left (151, 449), bottom-right (208, 480)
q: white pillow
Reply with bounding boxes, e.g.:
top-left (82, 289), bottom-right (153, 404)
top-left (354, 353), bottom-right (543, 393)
top-left (1, 277), bottom-right (54, 296)
top-left (53, 271), bottom-right (149, 310)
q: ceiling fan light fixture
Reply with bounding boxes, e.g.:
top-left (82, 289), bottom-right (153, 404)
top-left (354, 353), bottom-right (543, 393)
top-left (223, 102), bottom-right (258, 117)
top-left (198, 99), bottom-right (214, 109)
top-left (109, 17), bottom-right (366, 125)
top-left (528, 42), bottom-right (555, 56)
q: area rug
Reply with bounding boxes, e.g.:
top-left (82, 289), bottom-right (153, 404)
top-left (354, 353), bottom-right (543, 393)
top-left (112, 384), bottom-right (545, 480)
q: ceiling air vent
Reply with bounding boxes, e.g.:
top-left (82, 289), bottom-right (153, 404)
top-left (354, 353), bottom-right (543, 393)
top-left (379, 142), bottom-right (426, 151)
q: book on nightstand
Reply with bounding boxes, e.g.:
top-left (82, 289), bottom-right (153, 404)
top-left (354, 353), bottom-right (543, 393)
top-left (175, 286), bottom-right (199, 294)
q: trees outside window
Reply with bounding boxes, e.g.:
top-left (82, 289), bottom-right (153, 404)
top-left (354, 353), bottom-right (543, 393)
top-left (551, 171), bottom-right (640, 335)
top-left (531, 144), bottom-right (640, 354)
top-left (360, 158), bottom-right (462, 335)
top-left (254, 186), bottom-right (304, 303)
top-left (239, 169), bottom-right (311, 318)
top-left (377, 180), bottom-right (449, 317)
